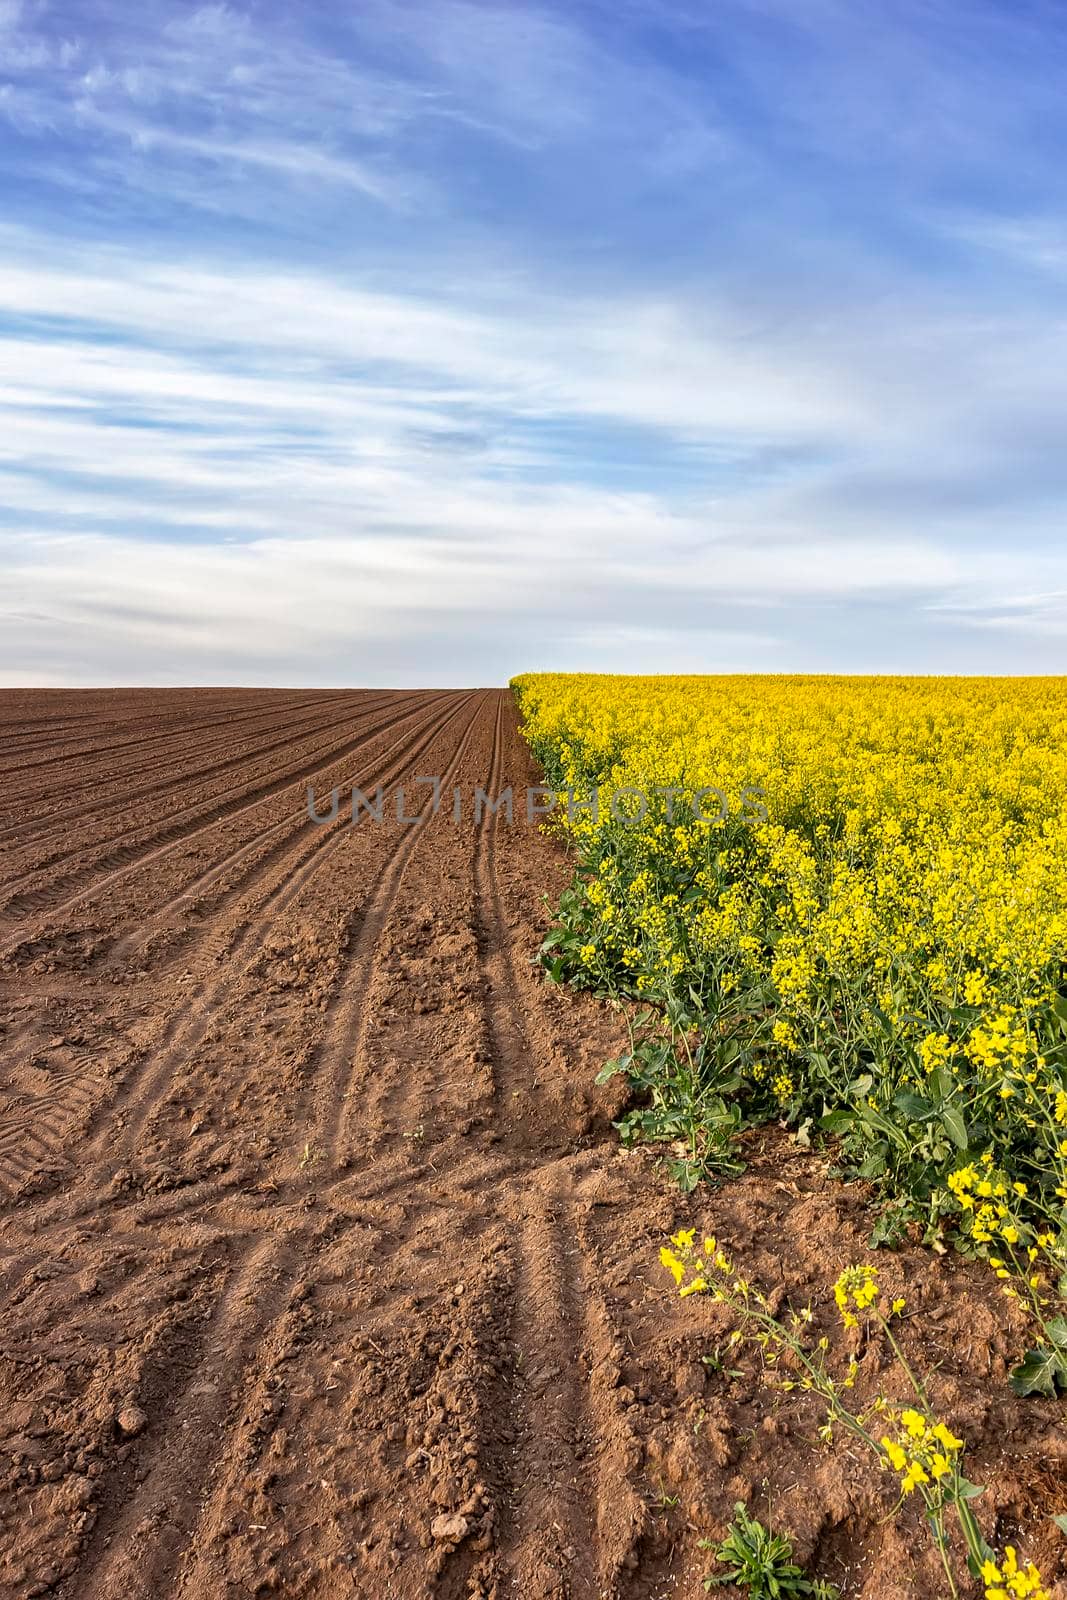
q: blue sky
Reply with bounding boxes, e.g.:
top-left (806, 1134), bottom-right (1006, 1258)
top-left (2, 0), bottom-right (1067, 683)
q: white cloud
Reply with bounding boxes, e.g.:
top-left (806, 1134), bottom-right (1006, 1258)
top-left (102, 123), bottom-right (404, 205)
top-left (0, 239), bottom-right (897, 446)
top-left (4, 221), bottom-right (1067, 679)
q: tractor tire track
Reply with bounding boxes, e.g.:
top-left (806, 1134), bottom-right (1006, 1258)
top-left (0, 692), bottom-right (437, 917)
top-left (310, 689), bottom-right (487, 1164)
top-left (0, 691), bottom-right (383, 859)
top-left (0, 693), bottom-right (443, 929)
top-left (0, 694), bottom-right (472, 1202)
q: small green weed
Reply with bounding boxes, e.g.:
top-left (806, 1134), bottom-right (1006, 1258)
top-left (702, 1502), bottom-right (838, 1598)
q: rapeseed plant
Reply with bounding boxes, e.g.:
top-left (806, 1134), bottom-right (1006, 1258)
top-left (515, 674), bottom-right (1067, 1379)
top-left (660, 1232), bottom-right (1051, 1600)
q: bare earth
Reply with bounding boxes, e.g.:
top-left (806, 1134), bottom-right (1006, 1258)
top-left (0, 689), bottom-right (1063, 1600)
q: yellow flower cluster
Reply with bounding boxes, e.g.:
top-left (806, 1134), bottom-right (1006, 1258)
top-left (878, 1408), bottom-right (964, 1495)
top-left (967, 1009), bottom-right (1032, 1071)
top-left (981, 1549), bottom-right (1050, 1600)
top-left (831, 1264), bottom-right (907, 1329)
top-left (659, 1228), bottom-right (735, 1300)
top-left (748, 1058), bottom-right (797, 1104)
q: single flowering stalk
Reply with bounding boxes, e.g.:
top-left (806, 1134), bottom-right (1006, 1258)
top-left (660, 1236), bottom-right (1050, 1600)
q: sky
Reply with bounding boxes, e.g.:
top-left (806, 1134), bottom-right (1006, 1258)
top-left (2, 0), bottom-right (1067, 685)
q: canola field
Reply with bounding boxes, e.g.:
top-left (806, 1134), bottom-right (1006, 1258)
top-left (513, 674), bottom-right (1067, 1377)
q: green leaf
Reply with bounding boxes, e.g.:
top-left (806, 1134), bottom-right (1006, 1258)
top-left (1052, 1513), bottom-right (1067, 1535)
top-left (1009, 1344), bottom-right (1067, 1397)
top-left (857, 1149), bottom-right (888, 1179)
top-left (869, 1205), bottom-right (910, 1249)
top-left (940, 1106), bottom-right (969, 1149)
top-left (867, 1003), bottom-right (894, 1038)
top-left (1045, 1315), bottom-right (1067, 1349)
top-left (928, 1065), bottom-right (954, 1105)
top-left (858, 1104), bottom-right (909, 1150)
top-left (665, 1157), bottom-right (702, 1193)
top-left (956, 1478), bottom-right (987, 1501)
top-left (892, 1090), bottom-right (933, 1121)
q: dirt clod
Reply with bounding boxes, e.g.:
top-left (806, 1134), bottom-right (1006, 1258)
top-left (430, 1512), bottom-right (470, 1543)
top-left (115, 1407), bottom-right (148, 1439)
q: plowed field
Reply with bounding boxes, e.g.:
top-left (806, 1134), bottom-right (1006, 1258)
top-left (0, 690), bottom-right (1062, 1600)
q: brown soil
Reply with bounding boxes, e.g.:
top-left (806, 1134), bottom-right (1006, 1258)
top-left (0, 688), bottom-right (1063, 1600)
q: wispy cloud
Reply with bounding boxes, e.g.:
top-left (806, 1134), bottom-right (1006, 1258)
top-left (938, 213), bottom-right (1067, 279)
top-left (94, 121), bottom-right (405, 204)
